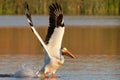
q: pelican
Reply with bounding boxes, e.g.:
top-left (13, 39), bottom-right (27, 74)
top-left (25, 2), bottom-right (76, 78)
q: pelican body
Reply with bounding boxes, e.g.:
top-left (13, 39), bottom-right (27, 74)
top-left (25, 2), bottom-right (76, 78)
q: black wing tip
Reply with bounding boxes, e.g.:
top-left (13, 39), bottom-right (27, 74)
top-left (49, 2), bottom-right (64, 27)
top-left (24, 2), bottom-right (34, 27)
top-left (24, 2), bottom-right (29, 10)
top-left (49, 2), bottom-right (62, 12)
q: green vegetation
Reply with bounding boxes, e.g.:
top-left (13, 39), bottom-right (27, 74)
top-left (0, 0), bottom-right (119, 15)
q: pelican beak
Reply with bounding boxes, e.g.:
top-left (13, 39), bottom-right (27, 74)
top-left (62, 48), bottom-right (76, 58)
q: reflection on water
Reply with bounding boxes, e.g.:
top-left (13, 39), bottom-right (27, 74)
top-left (0, 54), bottom-right (120, 80)
top-left (0, 27), bottom-right (119, 54)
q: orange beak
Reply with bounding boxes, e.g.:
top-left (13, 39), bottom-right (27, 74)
top-left (62, 48), bottom-right (76, 59)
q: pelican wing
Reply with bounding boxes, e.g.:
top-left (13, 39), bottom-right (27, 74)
top-left (44, 3), bottom-right (65, 57)
top-left (45, 3), bottom-right (64, 45)
top-left (24, 2), bottom-right (51, 57)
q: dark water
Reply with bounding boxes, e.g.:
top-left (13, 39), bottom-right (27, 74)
top-left (0, 54), bottom-right (120, 80)
top-left (0, 16), bottom-right (120, 26)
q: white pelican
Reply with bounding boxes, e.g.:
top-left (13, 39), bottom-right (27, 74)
top-left (25, 2), bottom-right (76, 78)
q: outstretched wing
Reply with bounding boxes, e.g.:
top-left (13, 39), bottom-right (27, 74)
top-left (24, 2), bottom-right (51, 57)
top-left (45, 3), bottom-right (65, 45)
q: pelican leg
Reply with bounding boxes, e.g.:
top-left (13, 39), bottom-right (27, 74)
top-left (44, 73), bottom-right (49, 78)
top-left (51, 73), bottom-right (60, 78)
top-left (51, 73), bottom-right (55, 78)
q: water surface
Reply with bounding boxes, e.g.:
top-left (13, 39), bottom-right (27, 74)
top-left (0, 54), bottom-right (120, 80)
top-left (0, 16), bottom-right (120, 26)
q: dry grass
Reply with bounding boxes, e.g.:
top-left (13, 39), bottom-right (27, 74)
top-left (0, 26), bottom-right (119, 55)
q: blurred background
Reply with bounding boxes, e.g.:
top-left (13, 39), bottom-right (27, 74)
top-left (0, 0), bottom-right (119, 15)
top-left (0, 0), bottom-right (119, 55)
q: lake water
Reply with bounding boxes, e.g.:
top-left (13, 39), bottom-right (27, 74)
top-left (0, 54), bottom-right (120, 80)
top-left (0, 16), bottom-right (120, 26)
top-left (0, 16), bottom-right (119, 80)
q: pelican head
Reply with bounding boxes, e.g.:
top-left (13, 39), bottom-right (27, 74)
top-left (61, 47), bottom-right (76, 59)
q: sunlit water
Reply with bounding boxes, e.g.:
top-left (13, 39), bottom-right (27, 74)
top-left (0, 54), bottom-right (120, 80)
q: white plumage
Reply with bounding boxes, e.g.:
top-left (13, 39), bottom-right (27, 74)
top-left (25, 2), bottom-right (76, 78)
top-left (47, 27), bottom-right (65, 57)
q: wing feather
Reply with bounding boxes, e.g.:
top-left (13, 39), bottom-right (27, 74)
top-left (45, 3), bottom-right (64, 44)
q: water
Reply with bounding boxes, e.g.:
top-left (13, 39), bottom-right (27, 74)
top-left (0, 16), bottom-right (119, 80)
top-left (0, 54), bottom-right (120, 80)
top-left (0, 16), bottom-right (120, 26)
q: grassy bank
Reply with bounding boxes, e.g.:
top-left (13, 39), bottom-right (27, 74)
top-left (0, 26), bottom-right (119, 55)
top-left (0, 0), bottom-right (119, 15)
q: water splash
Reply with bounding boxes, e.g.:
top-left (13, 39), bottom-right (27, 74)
top-left (14, 63), bottom-right (40, 78)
